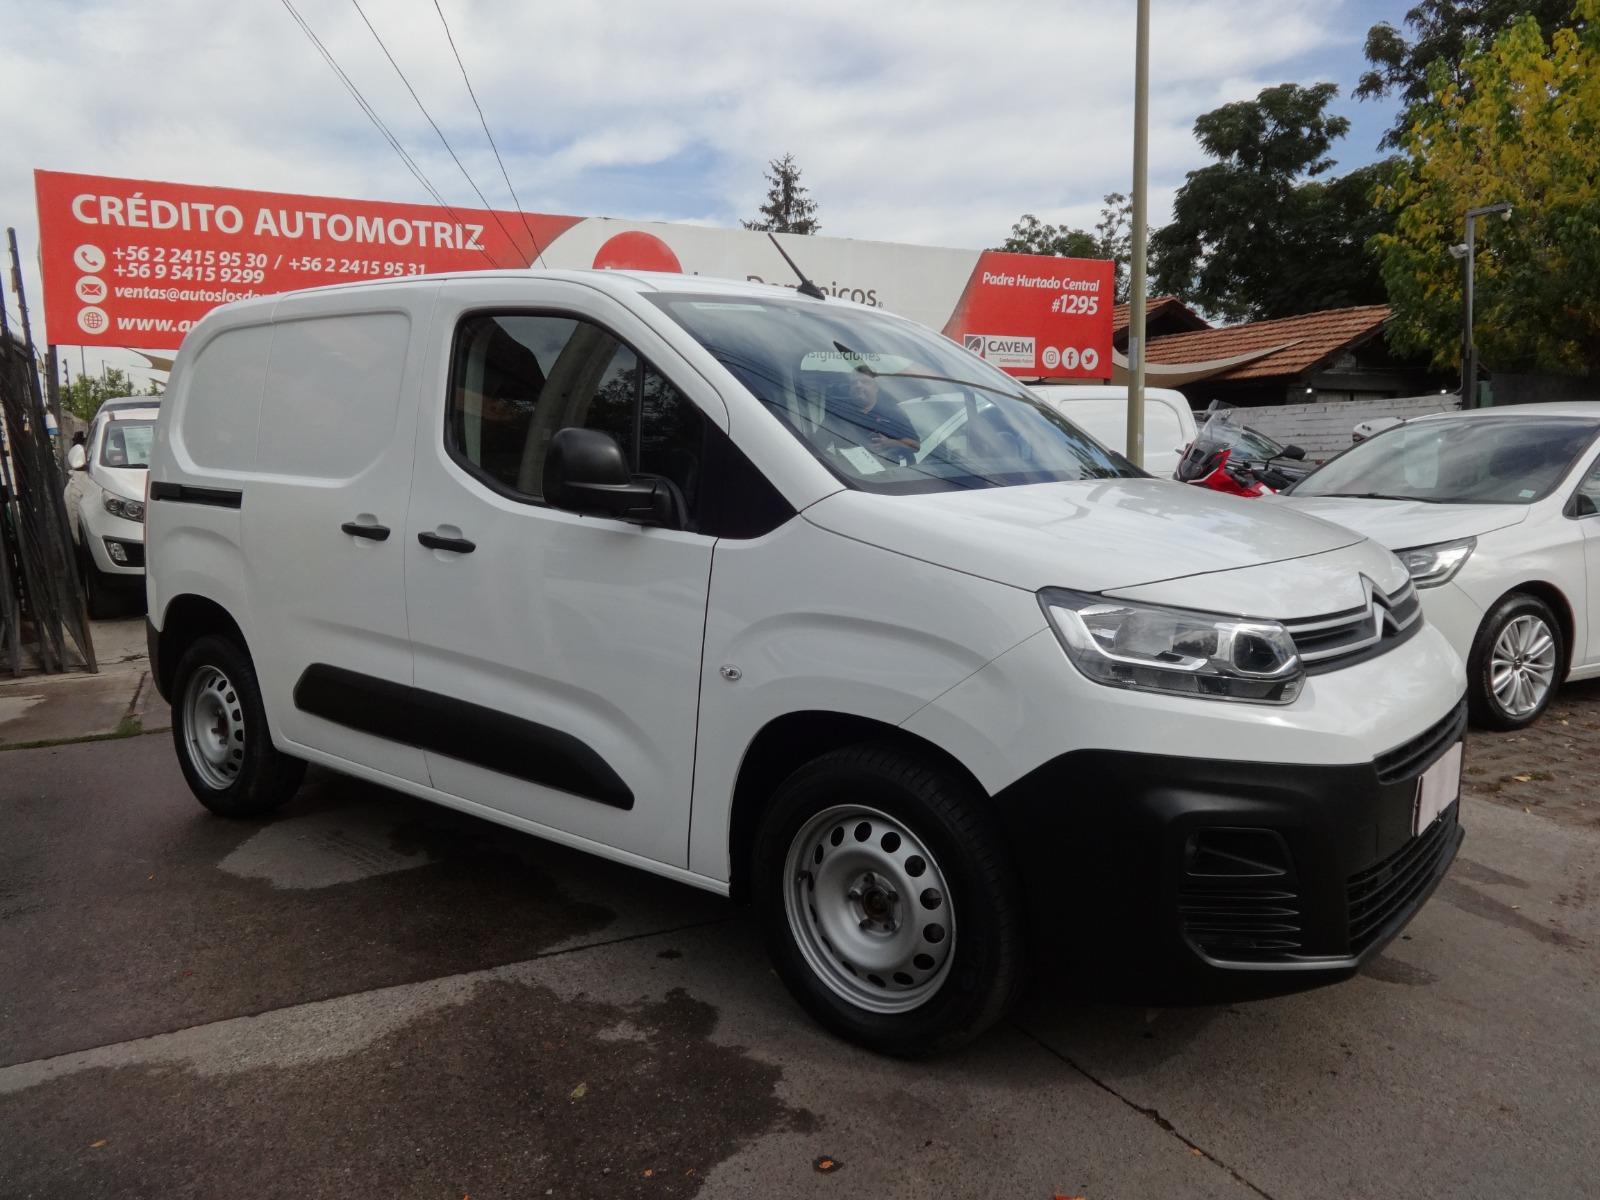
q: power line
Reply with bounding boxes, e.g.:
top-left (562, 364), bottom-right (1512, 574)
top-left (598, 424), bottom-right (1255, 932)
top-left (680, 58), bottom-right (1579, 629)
top-left (348, 0), bottom-right (526, 267)
top-left (277, 0), bottom-right (505, 270)
top-left (430, 0), bottom-right (546, 268)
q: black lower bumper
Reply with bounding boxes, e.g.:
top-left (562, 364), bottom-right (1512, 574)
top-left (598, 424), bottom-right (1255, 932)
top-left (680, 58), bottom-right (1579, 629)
top-left (995, 704), bottom-right (1465, 1002)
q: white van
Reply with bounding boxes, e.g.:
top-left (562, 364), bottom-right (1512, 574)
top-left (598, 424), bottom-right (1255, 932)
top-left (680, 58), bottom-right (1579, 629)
top-left (1028, 384), bottom-right (1197, 476)
top-left (146, 270), bottom-right (1465, 1055)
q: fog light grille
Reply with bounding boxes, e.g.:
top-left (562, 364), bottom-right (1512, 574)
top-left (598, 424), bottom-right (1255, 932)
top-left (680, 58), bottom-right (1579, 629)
top-left (1178, 828), bottom-right (1302, 961)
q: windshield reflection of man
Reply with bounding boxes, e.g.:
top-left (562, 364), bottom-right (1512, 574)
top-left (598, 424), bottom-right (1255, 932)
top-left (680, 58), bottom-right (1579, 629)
top-left (834, 368), bottom-right (920, 461)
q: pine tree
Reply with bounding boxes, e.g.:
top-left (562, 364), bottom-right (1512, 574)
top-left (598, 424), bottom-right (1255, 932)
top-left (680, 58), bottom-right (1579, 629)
top-left (742, 153), bottom-right (820, 235)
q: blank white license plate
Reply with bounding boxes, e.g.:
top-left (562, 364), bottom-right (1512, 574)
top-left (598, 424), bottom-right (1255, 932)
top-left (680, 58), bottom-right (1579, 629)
top-left (1414, 741), bottom-right (1463, 835)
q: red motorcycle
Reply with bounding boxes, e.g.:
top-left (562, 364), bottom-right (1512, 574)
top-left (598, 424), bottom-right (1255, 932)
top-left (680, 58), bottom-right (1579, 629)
top-left (1175, 404), bottom-right (1305, 497)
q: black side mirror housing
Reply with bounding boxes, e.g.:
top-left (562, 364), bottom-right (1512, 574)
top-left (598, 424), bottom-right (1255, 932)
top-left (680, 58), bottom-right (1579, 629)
top-left (543, 427), bottom-right (675, 526)
top-left (1282, 444), bottom-right (1307, 460)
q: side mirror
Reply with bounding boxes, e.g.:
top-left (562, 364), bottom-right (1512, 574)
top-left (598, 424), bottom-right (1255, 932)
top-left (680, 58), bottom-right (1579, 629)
top-left (66, 444), bottom-right (87, 471)
top-left (543, 427), bottom-right (675, 526)
top-left (1281, 444), bottom-right (1307, 461)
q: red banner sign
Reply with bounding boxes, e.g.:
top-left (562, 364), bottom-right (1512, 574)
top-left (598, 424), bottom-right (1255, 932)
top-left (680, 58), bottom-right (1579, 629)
top-left (35, 170), bottom-right (575, 350)
top-left (35, 169), bottom-right (1114, 380)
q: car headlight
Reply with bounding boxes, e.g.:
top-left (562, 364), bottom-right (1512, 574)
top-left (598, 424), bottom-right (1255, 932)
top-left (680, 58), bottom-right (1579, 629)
top-left (1396, 537), bottom-right (1474, 588)
top-left (1040, 588), bottom-right (1303, 704)
top-left (102, 491), bottom-right (146, 523)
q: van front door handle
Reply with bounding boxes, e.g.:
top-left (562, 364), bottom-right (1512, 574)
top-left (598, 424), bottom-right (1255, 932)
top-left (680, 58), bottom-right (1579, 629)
top-left (340, 521), bottom-right (391, 541)
top-left (418, 530), bottom-right (476, 554)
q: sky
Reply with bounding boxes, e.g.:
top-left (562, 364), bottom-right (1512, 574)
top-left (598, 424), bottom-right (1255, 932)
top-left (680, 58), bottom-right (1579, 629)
top-left (0, 0), bottom-right (1418, 368)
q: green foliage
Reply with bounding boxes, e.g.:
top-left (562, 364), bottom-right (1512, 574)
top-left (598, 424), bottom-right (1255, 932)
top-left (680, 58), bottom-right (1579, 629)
top-left (61, 368), bottom-right (157, 422)
top-left (997, 194), bottom-right (1135, 300)
top-left (1151, 84), bottom-right (1396, 322)
top-left (742, 153), bottom-right (820, 235)
top-left (1358, 1), bottom-right (1575, 147)
top-left (1375, 2), bottom-right (1600, 375)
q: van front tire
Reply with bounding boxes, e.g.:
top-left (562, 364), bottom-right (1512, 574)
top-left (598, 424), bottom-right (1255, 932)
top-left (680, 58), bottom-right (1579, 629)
top-left (171, 634), bottom-right (305, 817)
top-left (752, 744), bottom-right (1026, 1057)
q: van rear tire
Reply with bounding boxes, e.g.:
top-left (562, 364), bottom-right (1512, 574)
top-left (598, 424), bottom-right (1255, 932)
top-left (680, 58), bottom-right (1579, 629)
top-left (171, 634), bottom-right (305, 817)
top-left (752, 744), bottom-right (1026, 1056)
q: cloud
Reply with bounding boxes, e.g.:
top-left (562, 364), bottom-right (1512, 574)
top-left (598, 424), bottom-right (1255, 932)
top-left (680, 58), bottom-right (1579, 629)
top-left (0, 0), bottom-right (1379, 351)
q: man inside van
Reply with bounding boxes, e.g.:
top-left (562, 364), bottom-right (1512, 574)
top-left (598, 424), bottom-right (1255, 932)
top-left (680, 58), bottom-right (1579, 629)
top-left (829, 368), bottom-right (920, 462)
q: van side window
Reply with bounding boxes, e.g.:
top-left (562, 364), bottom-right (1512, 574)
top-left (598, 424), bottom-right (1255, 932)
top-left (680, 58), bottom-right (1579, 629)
top-left (449, 314), bottom-right (638, 499)
top-left (448, 311), bottom-right (793, 536)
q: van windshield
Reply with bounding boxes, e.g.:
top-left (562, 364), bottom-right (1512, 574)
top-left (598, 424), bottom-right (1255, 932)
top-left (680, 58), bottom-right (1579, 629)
top-left (648, 294), bottom-right (1140, 494)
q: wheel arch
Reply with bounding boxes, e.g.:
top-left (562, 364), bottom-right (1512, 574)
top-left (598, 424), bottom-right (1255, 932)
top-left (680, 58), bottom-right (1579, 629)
top-left (725, 710), bottom-right (990, 902)
top-left (1489, 581), bottom-right (1576, 678)
top-left (153, 594), bottom-right (250, 702)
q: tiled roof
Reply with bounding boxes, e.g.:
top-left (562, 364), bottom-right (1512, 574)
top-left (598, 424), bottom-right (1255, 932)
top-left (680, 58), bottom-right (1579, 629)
top-left (1111, 295), bottom-right (1209, 335)
top-left (1143, 305), bottom-right (1391, 381)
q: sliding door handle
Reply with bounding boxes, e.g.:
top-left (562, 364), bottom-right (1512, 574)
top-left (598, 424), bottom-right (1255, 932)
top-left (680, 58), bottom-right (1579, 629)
top-left (418, 530), bottom-right (476, 554)
top-left (340, 521), bottom-right (391, 541)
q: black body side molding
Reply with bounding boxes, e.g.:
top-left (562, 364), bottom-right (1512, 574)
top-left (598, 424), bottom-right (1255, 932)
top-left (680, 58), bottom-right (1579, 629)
top-left (292, 664), bottom-right (634, 810)
top-left (149, 482), bottom-right (244, 509)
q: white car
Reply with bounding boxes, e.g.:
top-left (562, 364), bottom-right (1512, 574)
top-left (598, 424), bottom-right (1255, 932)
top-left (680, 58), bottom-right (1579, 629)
top-left (1281, 402), bottom-right (1600, 730)
top-left (146, 270), bottom-right (1465, 1054)
top-left (64, 397), bottom-right (160, 617)
top-left (1026, 384), bottom-right (1197, 477)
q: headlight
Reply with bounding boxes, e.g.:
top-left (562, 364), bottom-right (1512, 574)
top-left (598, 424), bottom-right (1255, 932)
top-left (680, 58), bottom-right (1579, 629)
top-left (102, 491), bottom-right (146, 523)
top-left (1040, 588), bottom-right (1303, 704)
top-left (1396, 537), bottom-right (1474, 588)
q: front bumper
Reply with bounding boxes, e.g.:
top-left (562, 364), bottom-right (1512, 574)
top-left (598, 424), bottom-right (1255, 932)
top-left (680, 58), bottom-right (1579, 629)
top-left (996, 698), bottom-right (1466, 1000)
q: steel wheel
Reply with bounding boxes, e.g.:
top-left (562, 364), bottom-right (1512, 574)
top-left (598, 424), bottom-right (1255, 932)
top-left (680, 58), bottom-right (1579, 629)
top-left (783, 804), bottom-right (955, 1014)
top-left (182, 665), bottom-right (246, 791)
top-left (1489, 613), bottom-right (1557, 718)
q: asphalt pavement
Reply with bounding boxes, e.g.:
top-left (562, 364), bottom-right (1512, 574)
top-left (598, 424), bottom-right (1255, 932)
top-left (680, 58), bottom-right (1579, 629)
top-left (2, 729), bottom-right (1596, 1199)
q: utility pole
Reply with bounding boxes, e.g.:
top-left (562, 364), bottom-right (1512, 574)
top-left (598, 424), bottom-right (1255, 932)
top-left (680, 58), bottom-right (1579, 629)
top-left (1124, 0), bottom-right (1151, 469)
top-left (1455, 201), bottom-right (1512, 408)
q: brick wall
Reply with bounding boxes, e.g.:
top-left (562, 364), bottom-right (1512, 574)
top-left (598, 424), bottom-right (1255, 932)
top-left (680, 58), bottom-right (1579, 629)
top-left (1236, 394), bottom-right (1462, 461)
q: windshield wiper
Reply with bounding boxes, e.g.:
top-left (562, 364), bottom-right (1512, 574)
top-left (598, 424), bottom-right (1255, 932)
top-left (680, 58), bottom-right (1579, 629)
top-left (1319, 492), bottom-right (1445, 503)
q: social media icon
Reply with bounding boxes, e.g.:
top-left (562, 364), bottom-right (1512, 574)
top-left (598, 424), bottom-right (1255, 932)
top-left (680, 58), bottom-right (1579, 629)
top-left (77, 306), bottom-right (108, 334)
top-left (1041, 346), bottom-right (1061, 370)
top-left (1081, 347), bottom-right (1100, 372)
top-left (75, 276), bottom-right (107, 303)
top-left (73, 244), bottom-right (106, 273)
top-left (1061, 346), bottom-right (1081, 370)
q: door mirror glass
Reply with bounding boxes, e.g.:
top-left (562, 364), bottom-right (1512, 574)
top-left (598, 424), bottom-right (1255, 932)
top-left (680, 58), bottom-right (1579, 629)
top-left (66, 444), bottom-right (87, 471)
top-left (543, 427), bottom-right (675, 525)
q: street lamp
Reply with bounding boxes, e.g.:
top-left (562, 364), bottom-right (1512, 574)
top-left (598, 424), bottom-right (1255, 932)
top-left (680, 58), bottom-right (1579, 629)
top-left (1125, 0), bottom-right (1151, 468)
top-left (1452, 201), bottom-right (1512, 407)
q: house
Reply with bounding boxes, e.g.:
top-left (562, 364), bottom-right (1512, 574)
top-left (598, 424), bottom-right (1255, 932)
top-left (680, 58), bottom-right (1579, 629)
top-left (1141, 305), bottom-right (1453, 408)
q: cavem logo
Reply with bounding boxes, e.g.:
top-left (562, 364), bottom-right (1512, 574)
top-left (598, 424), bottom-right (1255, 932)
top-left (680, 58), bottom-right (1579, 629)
top-left (962, 333), bottom-right (1035, 369)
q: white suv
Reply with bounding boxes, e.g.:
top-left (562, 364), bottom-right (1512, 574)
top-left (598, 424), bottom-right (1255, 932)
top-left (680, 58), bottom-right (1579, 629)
top-left (65, 397), bottom-right (160, 617)
top-left (146, 270), bottom-right (1466, 1054)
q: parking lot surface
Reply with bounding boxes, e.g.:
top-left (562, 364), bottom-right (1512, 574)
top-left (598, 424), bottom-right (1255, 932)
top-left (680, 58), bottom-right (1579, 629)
top-left (3, 682), bottom-right (1598, 1199)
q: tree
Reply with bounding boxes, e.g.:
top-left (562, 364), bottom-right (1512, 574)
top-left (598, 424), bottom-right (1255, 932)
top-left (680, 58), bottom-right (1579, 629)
top-left (742, 153), bottom-right (820, 234)
top-left (1357, 1), bottom-right (1575, 147)
top-left (1150, 82), bottom-right (1395, 322)
top-left (61, 368), bottom-right (158, 422)
top-left (996, 194), bottom-right (1136, 300)
top-left (1374, 2), bottom-right (1600, 377)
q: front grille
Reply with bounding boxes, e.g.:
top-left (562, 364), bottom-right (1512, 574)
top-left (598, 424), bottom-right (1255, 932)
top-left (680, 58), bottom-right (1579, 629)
top-left (1283, 576), bottom-right (1421, 673)
top-left (1346, 803), bottom-right (1457, 953)
top-left (1178, 828), bottom-right (1302, 961)
top-left (1374, 700), bottom-right (1467, 785)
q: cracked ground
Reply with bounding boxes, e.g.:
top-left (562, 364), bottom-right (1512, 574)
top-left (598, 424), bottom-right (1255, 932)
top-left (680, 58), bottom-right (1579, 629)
top-left (2, 682), bottom-right (1597, 1199)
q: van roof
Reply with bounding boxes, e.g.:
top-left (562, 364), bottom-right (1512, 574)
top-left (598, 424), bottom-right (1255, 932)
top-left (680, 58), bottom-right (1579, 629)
top-left (235, 267), bottom-right (833, 306)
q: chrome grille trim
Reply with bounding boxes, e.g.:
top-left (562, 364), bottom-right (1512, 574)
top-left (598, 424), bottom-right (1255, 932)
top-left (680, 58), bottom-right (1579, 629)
top-left (1283, 576), bottom-right (1422, 671)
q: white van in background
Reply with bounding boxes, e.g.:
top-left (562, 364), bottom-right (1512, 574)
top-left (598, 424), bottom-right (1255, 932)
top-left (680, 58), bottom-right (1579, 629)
top-left (146, 270), bottom-right (1465, 1055)
top-left (1028, 384), bottom-right (1197, 476)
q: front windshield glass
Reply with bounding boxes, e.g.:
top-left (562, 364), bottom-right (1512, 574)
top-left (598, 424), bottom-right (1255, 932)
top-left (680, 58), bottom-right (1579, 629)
top-left (1290, 416), bottom-right (1598, 505)
top-left (647, 294), bottom-right (1140, 493)
top-left (100, 419), bottom-right (155, 469)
